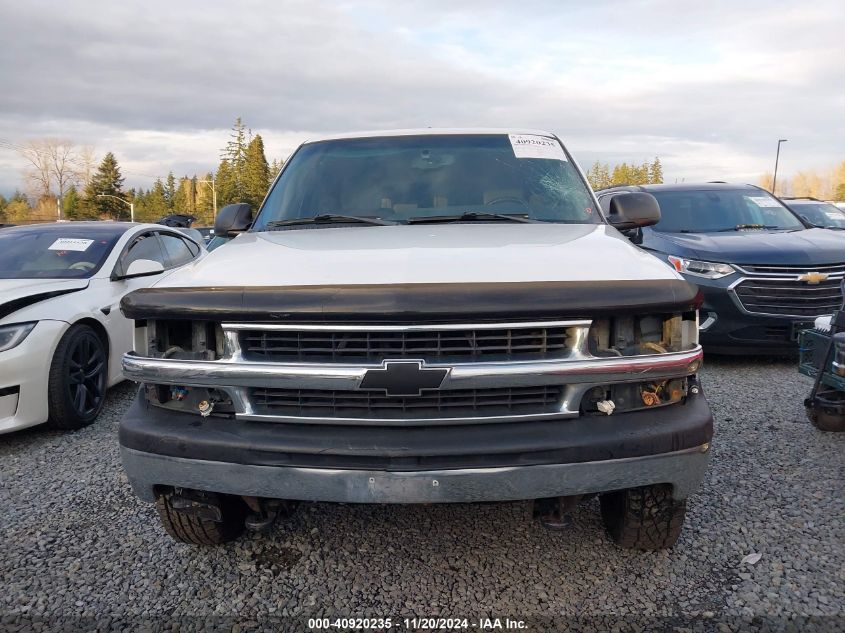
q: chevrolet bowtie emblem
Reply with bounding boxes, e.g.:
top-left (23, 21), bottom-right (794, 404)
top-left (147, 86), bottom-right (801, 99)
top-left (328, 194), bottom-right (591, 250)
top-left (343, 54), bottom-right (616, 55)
top-left (798, 272), bottom-right (828, 284)
top-left (359, 361), bottom-right (449, 396)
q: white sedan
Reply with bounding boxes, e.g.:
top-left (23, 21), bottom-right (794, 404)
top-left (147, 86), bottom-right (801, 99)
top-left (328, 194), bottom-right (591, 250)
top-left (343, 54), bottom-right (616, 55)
top-left (0, 222), bottom-right (204, 434)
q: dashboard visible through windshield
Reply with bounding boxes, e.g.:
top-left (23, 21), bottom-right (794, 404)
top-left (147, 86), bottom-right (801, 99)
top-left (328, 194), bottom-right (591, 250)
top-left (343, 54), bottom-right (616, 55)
top-left (650, 189), bottom-right (805, 233)
top-left (252, 134), bottom-right (599, 230)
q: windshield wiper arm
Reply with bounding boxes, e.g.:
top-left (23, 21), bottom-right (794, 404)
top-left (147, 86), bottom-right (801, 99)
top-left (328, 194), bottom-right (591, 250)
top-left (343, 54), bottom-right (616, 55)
top-left (408, 212), bottom-right (539, 224)
top-left (266, 214), bottom-right (395, 228)
top-left (715, 224), bottom-right (780, 232)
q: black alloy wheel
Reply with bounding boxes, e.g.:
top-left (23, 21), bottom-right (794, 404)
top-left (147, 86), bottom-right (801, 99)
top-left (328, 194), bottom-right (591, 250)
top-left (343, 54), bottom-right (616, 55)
top-left (48, 324), bottom-right (108, 430)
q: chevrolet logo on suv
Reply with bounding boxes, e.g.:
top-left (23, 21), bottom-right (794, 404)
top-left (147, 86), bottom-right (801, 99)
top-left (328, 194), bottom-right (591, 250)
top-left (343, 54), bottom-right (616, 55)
top-left (798, 272), bottom-right (829, 284)
top-left (359, 360), bottom-right (449, 396)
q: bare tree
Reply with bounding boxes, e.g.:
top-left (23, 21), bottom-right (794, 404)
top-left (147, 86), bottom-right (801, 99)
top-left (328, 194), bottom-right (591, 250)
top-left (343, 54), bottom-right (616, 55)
top-left (75, 145), bottom-right (97, 189)
top-left (18, 139), bottom-right (82, 220)
top-left (19, 139), bottom-right (53, 201)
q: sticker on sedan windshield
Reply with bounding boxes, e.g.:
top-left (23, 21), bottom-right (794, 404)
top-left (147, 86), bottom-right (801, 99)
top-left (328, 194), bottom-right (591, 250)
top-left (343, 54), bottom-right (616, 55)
top-left (508, 134), bottom-right (567, 160)
top-left (747, 196), bottom-right (781, 208)
top-left (48, 238), bottom-right (94, 252)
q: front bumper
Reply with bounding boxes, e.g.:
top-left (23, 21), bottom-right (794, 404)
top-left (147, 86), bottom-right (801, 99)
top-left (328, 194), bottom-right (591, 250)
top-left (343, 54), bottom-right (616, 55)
top-left (119, 382), bottom-right (714, 503)
top-left (121, 443), bottom-right (711, 504)
top-left (0, 320), bottom-right (66, 434)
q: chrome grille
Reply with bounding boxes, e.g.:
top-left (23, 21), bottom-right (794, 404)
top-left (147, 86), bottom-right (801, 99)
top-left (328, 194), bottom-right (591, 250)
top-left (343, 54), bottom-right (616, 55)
top-left (238, 323), bottom-right (576, 362)
top-left (250, 386), bottom-right (563, 419)
top-left (733, 278), bottom-right (843, 316)
top-left (736, 263), bottom-right (845, 276)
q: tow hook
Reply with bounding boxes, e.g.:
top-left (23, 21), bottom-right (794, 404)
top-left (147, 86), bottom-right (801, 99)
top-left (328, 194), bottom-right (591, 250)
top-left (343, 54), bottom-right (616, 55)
top-left (243, 498), bottom-right (296, 533)
top-left (534, 495), bottom-right (583, 530)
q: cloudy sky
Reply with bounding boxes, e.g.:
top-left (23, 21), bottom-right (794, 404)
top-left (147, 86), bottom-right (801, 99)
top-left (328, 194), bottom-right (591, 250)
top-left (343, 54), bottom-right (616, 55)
top-left (1, 0), bottom-right (843, 194)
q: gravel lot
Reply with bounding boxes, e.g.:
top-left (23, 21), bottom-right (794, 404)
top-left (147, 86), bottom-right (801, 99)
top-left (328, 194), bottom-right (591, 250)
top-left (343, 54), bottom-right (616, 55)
top-left (1, 357), bottom-right (843, 630)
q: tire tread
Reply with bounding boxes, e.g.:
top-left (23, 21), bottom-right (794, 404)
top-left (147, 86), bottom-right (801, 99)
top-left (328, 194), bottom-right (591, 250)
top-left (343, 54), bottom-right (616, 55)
top-left (600, 484), bottom-right (687, 550)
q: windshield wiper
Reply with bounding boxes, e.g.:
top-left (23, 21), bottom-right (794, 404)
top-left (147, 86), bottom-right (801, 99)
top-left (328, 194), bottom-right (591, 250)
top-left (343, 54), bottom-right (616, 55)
top-left (266, 214), bottom-right (395, 229)
top-left (408, 212), bottom-right (539, 224)
top-left (715, 224), bottom-right (780, 232)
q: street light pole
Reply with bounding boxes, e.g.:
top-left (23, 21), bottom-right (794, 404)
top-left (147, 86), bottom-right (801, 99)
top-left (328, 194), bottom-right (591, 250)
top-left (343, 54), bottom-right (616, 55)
top-left (772, 139), bottom-right (788, 196)
top-left (198, 176), bottom-right (217, 220)
top-left (97, 194), bottom-right (134, 222)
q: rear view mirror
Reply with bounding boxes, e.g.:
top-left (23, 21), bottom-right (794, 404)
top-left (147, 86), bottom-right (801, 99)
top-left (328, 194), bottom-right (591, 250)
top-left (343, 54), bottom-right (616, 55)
top-left (606, 192), bottom-right (661, 230)
top-left (120, 259), bottom-right (164, 279)
top-left (214, 203), bottom-right (253, 237)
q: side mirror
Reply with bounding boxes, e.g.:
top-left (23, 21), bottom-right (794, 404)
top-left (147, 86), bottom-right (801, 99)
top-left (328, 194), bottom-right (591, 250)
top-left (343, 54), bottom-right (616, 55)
top-left (119, 259), bottom-right (165, 280)
top-left (214, 203), bottom-right (253, 237)
top-left (606, 192), bottom-right (661, 230)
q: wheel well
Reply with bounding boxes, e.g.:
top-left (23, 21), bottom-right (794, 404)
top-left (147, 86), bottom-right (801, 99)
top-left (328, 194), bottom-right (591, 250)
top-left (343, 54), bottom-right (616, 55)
top-left (75, 318), bottom-right (110, 359)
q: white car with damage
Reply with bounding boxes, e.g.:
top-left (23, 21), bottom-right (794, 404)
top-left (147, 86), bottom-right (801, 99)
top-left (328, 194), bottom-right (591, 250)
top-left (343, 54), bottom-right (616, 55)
top-left (0, 222), bottom-right (204, 434)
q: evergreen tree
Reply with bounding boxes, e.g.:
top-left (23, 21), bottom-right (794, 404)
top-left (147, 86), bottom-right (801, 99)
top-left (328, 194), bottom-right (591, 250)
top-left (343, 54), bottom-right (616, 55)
top-left (244, 134), bottom-right (270, 208)
top-left (82, 152), bottom-right (126, 219)
top-left (649, 157), bottom-right (664, 184)
top-left (269, 158), bottom-right (283, 180)
top-left (63, 185), bottom-right (80, 218)
top-left (173, 176), bottom-right (197, 214)
top-left (196, 172), bottom-right (215, 225)
top-left (144, 180), bottom-right (169, 221)
top-left (164, 172), bottom-right (176, 210)
top-left (0, 193), bottom-right (7, 221)
top-left (216, 159), bottom-right (237, 207)
top-left (218, 117), bottom-right (249, 202)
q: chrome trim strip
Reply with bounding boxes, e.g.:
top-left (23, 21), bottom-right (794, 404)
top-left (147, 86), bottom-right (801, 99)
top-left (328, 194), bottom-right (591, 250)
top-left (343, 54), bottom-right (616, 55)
top-left (122, 346), bottom-right (703, 391)
top-left (223, 319), bottom-right (592, 332)
top-left (733, 263), bottom-right (845, 277)
top-left (121, 443), bottom-right (712, 504)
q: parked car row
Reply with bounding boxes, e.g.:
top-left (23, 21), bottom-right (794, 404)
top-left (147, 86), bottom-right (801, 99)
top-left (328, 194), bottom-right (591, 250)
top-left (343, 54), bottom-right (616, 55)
top-left (2, 129), bottom-right (841, 555)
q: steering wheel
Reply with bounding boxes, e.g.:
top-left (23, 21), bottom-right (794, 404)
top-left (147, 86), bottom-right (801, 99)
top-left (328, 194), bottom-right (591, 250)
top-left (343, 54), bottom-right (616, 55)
top-left (68, 261), bottom-right (95, 271)
top-left (485, 195), bottom-right (529, 209)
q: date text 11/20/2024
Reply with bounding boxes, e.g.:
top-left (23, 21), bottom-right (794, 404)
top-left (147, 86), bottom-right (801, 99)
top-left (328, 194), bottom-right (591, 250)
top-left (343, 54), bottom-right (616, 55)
top-left (307, 617), bottom-right (528, 630)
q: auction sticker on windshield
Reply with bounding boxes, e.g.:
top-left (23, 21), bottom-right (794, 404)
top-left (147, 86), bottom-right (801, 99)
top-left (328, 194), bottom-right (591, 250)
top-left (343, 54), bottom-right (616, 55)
top-left (48, 238), bottom-right (94, 252)
top-left (508, 134), bottom-right (567, 160)
top-left (747, 196), bottom-right (781, 208)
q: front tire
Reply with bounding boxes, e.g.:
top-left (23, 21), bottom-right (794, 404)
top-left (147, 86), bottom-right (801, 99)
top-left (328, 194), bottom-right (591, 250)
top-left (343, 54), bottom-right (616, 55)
top-left (47, 324), bottom-right (108, 430)
top-left (600, 484), bottom-right (687, 550)
top-left (155, 490), bottom-right (246, 545)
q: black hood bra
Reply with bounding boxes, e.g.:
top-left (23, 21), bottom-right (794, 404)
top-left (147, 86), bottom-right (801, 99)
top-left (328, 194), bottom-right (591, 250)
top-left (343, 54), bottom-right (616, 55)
top-left (121, 279), bottom-right (701, 323)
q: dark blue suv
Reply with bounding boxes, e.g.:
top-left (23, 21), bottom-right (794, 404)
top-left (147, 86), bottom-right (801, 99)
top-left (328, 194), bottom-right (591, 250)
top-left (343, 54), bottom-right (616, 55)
top-left (597, 183), bottom-right (845, 354)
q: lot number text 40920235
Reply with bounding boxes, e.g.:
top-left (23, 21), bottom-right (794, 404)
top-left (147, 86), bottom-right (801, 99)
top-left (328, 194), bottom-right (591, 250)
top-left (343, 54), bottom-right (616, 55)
top-left (307, 617), bottom-right (528, 630)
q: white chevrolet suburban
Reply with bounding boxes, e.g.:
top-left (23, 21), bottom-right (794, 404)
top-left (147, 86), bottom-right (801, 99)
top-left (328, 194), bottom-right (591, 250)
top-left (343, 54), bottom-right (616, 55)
top-left (119, 129), bottom-right (712, 549)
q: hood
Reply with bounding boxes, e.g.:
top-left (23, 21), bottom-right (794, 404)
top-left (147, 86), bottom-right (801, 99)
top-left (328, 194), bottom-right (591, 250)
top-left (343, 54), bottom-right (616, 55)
top-left (652, 228), bottom-right (845, 265)
top-left (0, 278), bottom-right (89, 321)
top-left (155, 223), bottom-right (680, 289)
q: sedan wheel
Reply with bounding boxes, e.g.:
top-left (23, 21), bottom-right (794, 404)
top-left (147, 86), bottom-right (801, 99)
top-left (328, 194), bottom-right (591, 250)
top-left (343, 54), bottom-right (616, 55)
top-left (48, 324), bottom-right (108, 430)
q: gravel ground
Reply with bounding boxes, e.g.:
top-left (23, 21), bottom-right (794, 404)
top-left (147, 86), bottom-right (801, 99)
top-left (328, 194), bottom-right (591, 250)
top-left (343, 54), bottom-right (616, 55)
top-left (1, 357), bottom-right (843, 630)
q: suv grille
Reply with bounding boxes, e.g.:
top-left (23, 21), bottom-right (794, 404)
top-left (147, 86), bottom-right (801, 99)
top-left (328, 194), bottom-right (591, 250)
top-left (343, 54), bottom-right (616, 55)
top-left (737, 263), bottom-right (845, 276)
top-left (733, 277), bottom-right (843, 316)
top-left (250, 386), bottom-right (563, 419)
top-left (240, 325), bottom-right (571, 362)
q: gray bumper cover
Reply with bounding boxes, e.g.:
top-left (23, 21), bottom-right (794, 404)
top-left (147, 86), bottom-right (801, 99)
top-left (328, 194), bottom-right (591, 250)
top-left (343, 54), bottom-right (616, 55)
top-left (121, 443), bottom-right (711, 504)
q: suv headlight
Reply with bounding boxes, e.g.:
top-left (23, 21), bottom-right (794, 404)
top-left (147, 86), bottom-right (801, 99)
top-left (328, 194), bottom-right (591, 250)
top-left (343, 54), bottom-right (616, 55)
top-left (0, 322), bottom-right (36, 352)
top-left (668, 256), bottom-right (735, 280)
